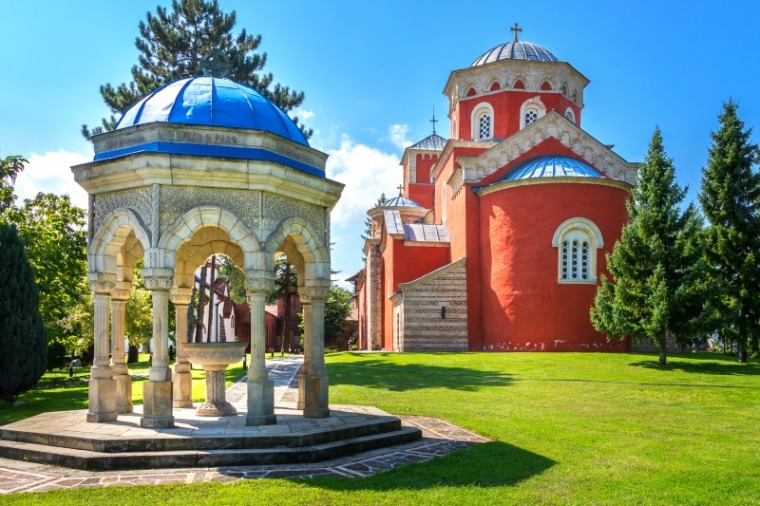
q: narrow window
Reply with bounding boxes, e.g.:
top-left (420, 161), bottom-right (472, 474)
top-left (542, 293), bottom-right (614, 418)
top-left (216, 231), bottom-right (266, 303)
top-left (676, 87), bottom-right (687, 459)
top-left (541, 81), bottom-right (552, 91)
top-left (441, 306), bottom-right (446, 319)
top-left (525, 109), bottom-right (538, 126)
top-left (467, 87), bottom-right (477, 97)
top-left (490, 82), bottom-right (501, 91)
top-left (478, 113), bottom-right (492, 140)
top-left (514, 80), bottom-right (525, 89)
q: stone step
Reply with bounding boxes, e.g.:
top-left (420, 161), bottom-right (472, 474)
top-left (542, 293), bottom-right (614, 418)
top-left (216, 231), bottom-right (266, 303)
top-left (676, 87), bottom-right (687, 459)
top-left (0, 417), bottom-right (402, 453)
top-left (0, 426), bottom-right (422, 471)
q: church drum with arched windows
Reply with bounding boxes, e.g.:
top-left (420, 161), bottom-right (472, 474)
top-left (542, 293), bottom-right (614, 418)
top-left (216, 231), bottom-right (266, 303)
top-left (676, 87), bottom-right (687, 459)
top-left (351, 26), bottom-right (638, 352)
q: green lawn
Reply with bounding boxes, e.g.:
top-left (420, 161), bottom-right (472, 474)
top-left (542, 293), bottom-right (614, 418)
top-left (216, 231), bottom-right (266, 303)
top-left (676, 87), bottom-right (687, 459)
top-left (2, 352), bottom-right (759, 505)
top-left (0, 354), bottom-right (246, 425)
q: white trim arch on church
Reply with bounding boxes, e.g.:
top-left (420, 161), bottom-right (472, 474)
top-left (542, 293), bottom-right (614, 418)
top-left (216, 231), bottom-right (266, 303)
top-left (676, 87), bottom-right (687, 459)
top-left (552, 217), bottom-right (603, 284)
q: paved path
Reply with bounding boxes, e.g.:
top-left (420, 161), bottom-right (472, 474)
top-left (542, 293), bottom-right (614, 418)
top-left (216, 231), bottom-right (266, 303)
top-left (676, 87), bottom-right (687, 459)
top-left (0, 357), bottom-right (488, 495)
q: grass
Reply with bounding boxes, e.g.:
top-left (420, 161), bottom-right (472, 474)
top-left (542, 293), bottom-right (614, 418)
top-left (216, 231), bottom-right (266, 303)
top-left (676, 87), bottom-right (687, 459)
top-left (0, 354), bottom-right (246, 425)
top-left (2, 352), bottom-right (759, 505)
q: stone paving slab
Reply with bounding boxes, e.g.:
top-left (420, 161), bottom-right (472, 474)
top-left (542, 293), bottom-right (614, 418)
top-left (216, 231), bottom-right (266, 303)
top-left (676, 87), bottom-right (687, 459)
top-left (0, 356), bottom-right (489, 494)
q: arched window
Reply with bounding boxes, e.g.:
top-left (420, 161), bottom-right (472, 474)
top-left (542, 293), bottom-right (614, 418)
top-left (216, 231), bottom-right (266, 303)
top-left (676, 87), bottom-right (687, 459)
top-left (540, 81), bottom-right (552, 91)
top-left (490, 81), bottom-right (501, 91)
top-left (470, 102), bottom-right (494, 141)
top-left (513, 79), bottom-right (525, 89)
top-left (520, 97), bottom-right (546, 129)
top-left (565, 107), bottom-right (576, 124)
top-left (466, 87), bottom-right (477, 97)
top-left (552, 218), bottom-right (604, 284)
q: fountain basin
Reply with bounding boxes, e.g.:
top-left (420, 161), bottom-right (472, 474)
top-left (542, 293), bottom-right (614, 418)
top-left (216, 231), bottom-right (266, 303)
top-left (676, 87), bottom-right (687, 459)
top-left (184, 342), bottom-right (247, 416)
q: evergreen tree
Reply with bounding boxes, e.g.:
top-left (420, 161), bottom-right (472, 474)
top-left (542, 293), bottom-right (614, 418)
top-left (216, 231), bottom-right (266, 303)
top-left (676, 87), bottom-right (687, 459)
top-left (0, 224), bottom-right (47, 404)
top-left (699, 100), bottom-right (760, 363)
top-left (361, 193), bottom-right (386, 260)
top-left (82, 0), bottom-right (310, 140)
top-left (267, 255), bottom-right (299, 356)
top-left (324, 285), bottom-right (353, 349)
top-left (591, 127), bottom-right (706, 365)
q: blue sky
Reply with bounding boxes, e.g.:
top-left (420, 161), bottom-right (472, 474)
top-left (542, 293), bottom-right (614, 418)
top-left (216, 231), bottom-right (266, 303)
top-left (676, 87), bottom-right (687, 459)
top-left (2, 0), bottom-right (759, 282)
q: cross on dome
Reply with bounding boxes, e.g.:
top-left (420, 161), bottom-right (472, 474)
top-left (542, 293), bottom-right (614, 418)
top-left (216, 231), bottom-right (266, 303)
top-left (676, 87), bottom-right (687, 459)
top-left (430, 109), bottom-right (438, 135)
top-left (396, 184), bottom-right (404, 195)
top-left (510, 22), bottom-right (522, 42)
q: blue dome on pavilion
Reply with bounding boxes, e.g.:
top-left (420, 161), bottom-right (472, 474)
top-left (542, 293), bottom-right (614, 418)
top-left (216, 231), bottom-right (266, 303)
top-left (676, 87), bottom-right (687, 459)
top-left (115, 77), bottom-right (308, 146)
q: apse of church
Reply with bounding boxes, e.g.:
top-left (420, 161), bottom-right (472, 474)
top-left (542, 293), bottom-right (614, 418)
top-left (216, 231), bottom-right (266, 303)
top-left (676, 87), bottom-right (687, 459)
top-left (350, 26), bottom-right (638, 352)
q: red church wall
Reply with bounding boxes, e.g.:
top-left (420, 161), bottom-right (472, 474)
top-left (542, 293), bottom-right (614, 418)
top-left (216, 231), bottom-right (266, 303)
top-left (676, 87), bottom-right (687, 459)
top-left (454, 91), bottom-right (580, 141)
top-left (380, 236), bottom-right (450, 350)
top-left (408, 183), bottom-right (434, 210)
top-left (478, 181), bottom-right (630, 352)
top-left (415, 154), bottom-right (436, 183)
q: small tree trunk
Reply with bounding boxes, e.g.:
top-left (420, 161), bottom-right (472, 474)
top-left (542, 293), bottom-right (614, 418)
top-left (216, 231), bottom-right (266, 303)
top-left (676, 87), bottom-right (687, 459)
top-left (738, 341), bottom-right (748, 363)
top-left (658, 333), bottom-right (668, 366)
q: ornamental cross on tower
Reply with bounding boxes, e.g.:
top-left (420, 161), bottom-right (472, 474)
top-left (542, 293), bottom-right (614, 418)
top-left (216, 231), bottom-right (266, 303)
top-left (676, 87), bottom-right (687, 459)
top-left (430, 109), bottom-right (438, 135)
top-left (511, 22), bottom-right (522, 42)
top-left (397, 184), bottom-right (404, 196)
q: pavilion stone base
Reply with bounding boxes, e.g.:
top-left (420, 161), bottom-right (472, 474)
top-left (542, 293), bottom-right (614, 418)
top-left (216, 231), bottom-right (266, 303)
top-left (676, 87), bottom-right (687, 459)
top-left (246, 379), bottom-right (276, 426)
top-left (114, 374), bottom-right (133, 414)
top-left (172, 371), bottom-right (193, 408)
top-left (141, 381), bottom-right (174, 428)
top-left (302, 374), bottom-right (330, 419)
top-left (86, 378), bottom-right (118, 423)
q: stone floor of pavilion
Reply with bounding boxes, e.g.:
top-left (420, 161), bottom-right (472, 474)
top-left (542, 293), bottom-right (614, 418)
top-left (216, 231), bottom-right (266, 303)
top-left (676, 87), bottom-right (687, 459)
top-left (0, 356), bottom-right (488, 494)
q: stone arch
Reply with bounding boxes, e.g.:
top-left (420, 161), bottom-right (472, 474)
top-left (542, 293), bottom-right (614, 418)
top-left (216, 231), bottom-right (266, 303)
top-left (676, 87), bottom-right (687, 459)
top-left (158, 206), bottom-right (264, 272)
top-left (89, 208), bottom-right (151, 279)
top-left (265, 217), bottom-right (330, 283)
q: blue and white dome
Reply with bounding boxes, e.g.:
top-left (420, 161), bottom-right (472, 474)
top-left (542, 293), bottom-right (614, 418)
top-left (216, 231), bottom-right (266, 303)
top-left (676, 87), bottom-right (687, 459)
top-left (384, 195), bottom-right (421, 208)
top-left (472, 41), bottom-right (559, 66)
top-left (502, 155), bottom-right (602, 181)
top-left (115, 77), bottom-right (308, 146)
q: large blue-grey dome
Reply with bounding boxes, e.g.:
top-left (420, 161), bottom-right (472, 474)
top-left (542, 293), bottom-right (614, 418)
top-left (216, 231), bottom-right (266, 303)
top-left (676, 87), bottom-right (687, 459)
top-left (115, 77), bottom-right (308, 146)
top-left (502, 155), bottom-right (602, 181)
top-left (472, 41), bottom-right (559, 66)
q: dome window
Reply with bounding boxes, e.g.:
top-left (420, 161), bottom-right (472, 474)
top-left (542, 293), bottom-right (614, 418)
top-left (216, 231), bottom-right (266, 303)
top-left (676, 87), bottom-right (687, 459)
top-left (552, 218), bottom-right (604, 284)
top-left (470, 102), bottom-right (495, 141)
top-left (520, 97), bottom-right (547, 129)
top-left (513, 80), bottom-right (525, 89)
top-left (490, 82), bottom-right (501, 91)
top-left (540, 81), bottom-right (552, 91)
top-left (467, 87), bottom-right (477, 97)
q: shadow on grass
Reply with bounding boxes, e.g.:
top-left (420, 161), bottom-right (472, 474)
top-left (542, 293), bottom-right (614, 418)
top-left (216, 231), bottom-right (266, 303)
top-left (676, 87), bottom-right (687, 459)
top-left (305, 441), bottom-right (555, 491)
top-left (329, 357), bottom-right (513, 392)
top-left (629, 354), bottom-right (760, 377)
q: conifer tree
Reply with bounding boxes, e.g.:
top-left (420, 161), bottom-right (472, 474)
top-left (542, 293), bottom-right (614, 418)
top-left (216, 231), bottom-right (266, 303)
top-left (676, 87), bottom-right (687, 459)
top-left (699, 100), bottom-right (760, 363)
top-left (82, 0), bottom-right (309, 140)
top-left (0, 224), bottom-right (47, 404)
top-left (591, 127), bottom-right (706, 365)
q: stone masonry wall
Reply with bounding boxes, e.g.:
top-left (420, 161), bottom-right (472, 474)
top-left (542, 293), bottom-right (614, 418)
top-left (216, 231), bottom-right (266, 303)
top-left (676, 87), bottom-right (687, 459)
top-left (397, 260), bottom-right (468, 352)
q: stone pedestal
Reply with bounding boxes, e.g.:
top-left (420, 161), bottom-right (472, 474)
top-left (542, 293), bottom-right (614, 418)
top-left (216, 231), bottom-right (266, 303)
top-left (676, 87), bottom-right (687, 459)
top-left (141, 381), bottom-right (174, 428)
top-left (246, 378), bottom-right (276, 426)
top-left (302, 368), bottom-right (330, 419)
top-left (195, 369), bottom-right (236, 416)
top-left (172, 368), bottom-right (193, 408)
top-left (114, 374), bottom-right (133, 414)
top-left (87, 378), bottom-right (118, 423)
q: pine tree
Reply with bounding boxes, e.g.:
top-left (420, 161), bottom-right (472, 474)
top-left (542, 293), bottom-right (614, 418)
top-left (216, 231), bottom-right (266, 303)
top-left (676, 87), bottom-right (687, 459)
top-left (361, 193), bottom-right (386, 260)
top-left (82, 0), bottom-right (309, 140)
top-left (591, 127), bottom-right (706, 365)
top-left (0, 224), bottom-right (47, 404)
top-left (699, 100), bottom-right (760, 363)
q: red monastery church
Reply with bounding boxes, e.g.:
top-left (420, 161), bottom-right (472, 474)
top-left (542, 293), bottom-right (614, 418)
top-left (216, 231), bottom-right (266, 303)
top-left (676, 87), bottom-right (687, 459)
top-left (350, 27), bottom-right (639, 352)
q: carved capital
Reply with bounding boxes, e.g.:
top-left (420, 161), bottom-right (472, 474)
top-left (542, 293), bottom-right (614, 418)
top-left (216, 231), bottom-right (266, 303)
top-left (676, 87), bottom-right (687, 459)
top-left (246, 270), bottom-right (276, 295)
top-left (169, 287), bottom-right (193, 305)
top-left (88, 272), bottom-right (116, 294)
top-left (142, 268), bottom-right (174, 291)
top-left (301, 280), bottom-right (331, 302)
top-left (111, 281), bottom-right (132, 301)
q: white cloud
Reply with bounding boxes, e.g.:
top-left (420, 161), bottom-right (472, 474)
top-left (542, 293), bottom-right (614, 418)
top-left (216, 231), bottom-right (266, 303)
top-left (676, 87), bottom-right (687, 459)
top-left (326, 134), bottom-right (400, 226)
top-left (325, 135), bottom-right (403, 281)
top-left (388, 123), bottom-right (412, 150)
top-left (292, 108), bottom-right (315, 121)
top-left (15, 149), bottom-right (91, 209)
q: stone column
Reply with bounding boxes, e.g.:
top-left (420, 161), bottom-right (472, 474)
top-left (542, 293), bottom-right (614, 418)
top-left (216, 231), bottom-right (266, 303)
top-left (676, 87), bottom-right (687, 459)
top-left (87, 273), bottom-right (118, 423)
top-left (141, 269), bottom-right (174, 428)
top-left (170, 287), bottom-right (193, 408)
top-left (245, 271), bottom-right (276, 426)
top-left (300, 281), bottom-right (330, 419)
top-left (110, 281), bottom-right (133, 414)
